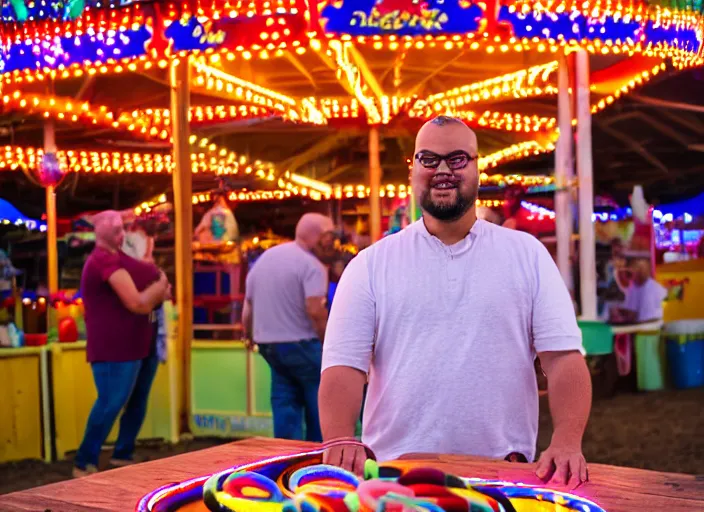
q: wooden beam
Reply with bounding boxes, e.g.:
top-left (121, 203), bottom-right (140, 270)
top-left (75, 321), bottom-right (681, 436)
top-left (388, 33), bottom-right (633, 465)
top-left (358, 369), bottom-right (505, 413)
top-left (605, 111), bottom-right (692, 147)
top-left (347, 45), bottom-right (385, 102)
top-left (279, 132), bottom-right (351, 175)
top-left (311, 45), bottom-right (356, 96)
top-left (44, 121), bottom-right (58, 295)
top-left (631, 94), bottom-right (704, 114)
top-left (317, 163), bottom-right (357, 182)
top-left (406, 49), bottom-right (467, 98)
top-left (369, 127), bottom-right (382, 242)
top-left (597, 122), bottom-right (669, 174)
top-left (638, 113), bottom-right (693, 147)
top-left (169, 56), bottom-right (193, 435)
top-left (655, 109), bottom-right (704, 135)
top-left (74, 76), bottom-right (95, 101)
top-left (284, 52), bottom-right (318, 90)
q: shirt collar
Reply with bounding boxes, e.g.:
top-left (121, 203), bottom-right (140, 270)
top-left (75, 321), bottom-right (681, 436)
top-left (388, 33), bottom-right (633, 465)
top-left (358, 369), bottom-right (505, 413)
top-left (412, 216), bottom-right (483, 244)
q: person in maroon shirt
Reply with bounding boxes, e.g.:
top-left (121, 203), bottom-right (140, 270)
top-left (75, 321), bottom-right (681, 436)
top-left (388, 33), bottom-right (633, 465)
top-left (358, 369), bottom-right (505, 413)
top-left (73, 211), bottom-right (170, 477)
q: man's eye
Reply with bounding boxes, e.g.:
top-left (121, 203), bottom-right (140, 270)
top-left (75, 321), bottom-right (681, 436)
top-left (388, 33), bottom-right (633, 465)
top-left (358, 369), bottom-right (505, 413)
top-left (447, 155), bottom-right (468, 167)
top-left (420, 156), bottom-right (439, 166)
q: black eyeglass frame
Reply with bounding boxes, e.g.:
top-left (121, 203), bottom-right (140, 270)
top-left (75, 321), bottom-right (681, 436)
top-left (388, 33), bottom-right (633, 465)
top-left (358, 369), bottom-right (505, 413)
top-left (414, 150), bottom-right (478, 171)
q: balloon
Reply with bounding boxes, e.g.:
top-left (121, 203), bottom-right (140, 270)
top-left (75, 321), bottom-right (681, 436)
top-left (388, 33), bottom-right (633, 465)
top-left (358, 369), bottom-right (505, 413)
top-left (58, 316), bottom-right (79, 343)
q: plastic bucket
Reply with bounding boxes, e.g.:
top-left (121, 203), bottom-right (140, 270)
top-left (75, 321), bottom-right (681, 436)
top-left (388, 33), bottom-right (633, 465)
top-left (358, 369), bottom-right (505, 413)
top-left (663, 320), bottom-right (704, 390)
top-left (635, 332), bottom-right (666, 391)
top-left (665, 335), bottom-right (704, 389)
top-left (578, 321), bottom-right (614, 356)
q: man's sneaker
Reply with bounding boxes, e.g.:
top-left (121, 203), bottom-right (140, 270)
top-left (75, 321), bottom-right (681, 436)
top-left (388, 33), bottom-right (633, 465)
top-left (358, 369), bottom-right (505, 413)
top-left (72, 464), bottom-right (98, 478)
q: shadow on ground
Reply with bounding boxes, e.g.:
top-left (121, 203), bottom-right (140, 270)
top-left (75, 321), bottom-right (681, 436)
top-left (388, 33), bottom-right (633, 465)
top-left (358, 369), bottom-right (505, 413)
top-left (1, 388), bottom-right (703, 495)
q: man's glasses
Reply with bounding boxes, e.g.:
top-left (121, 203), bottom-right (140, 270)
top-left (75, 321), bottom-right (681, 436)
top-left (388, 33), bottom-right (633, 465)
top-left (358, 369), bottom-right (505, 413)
top-left (414, 150), bottom-right (477, 171)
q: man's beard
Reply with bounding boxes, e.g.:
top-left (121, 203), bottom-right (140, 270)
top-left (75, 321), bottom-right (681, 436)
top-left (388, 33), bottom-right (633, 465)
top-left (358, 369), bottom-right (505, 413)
top-left (420, 186), bottom-right (476, 222)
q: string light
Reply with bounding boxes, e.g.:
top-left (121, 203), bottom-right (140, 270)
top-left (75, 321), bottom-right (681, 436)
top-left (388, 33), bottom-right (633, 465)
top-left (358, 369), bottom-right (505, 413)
top-left (191, 61), bottom-right (326, 124)
top-left (327, 39), bottom-right (383, 124)
top-left (0, 145), bottom-right (276, 179)
top-left (479, 140), bottom-right (556, 170)
top-left (0, 91), bottom-right (162, 139)
top-left (590, 62), bottom-right (668, 115)
top-left (421, 61), bottom-right (560, 111)
top-left (145, 184), bottom-right (524, 209)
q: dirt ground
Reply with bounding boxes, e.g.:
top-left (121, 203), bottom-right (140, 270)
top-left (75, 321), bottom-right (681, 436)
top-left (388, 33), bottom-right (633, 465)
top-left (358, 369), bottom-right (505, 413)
top-left (1, 388), bottom-right (703, 496)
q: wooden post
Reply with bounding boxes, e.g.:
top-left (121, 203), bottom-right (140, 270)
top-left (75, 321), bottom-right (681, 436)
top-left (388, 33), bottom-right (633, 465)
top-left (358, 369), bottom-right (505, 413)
top-left (44, 121), bottom-right (58, 296)
top-left (555, 52), bottom-right (574, 294)
top-left (170, 56), bottom-right (193, 432)
top-left (575, 49), bottom-right (597, 320)
top-left (369, 127), bottom-right (382, 242)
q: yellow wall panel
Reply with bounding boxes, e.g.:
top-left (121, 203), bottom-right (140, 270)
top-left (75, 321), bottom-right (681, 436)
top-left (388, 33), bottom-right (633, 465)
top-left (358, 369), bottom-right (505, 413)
top-left (0, 350), bottom-right (43, 462)
top-left (52, 343), bottom-right (174, 459)
top-left (657, 260), bottom-right (704, 322)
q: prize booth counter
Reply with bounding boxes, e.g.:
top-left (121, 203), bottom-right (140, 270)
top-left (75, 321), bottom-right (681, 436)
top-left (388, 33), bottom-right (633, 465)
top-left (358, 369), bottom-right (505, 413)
top-left (1, 301), bottom-right (179, 464)
top-left (0, 233), bottom-right (285, 464)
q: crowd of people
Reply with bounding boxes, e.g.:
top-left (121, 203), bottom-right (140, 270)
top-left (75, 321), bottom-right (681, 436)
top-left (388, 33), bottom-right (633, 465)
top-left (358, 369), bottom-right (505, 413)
top-left (76, 116), bottom-right (602, 489)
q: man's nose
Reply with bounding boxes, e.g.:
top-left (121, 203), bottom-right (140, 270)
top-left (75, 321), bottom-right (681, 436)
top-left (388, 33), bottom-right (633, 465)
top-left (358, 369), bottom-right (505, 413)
top-left (435, 159), bottom-right (451, 172)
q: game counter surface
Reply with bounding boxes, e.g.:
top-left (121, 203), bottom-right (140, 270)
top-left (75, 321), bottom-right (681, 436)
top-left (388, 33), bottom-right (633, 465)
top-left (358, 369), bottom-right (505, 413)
top-left (0, 438), bottom-right (702, 512)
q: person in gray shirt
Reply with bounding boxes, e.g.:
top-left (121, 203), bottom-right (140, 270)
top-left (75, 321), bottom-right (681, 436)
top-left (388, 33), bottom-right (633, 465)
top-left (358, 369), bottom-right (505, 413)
top-left (242, 213), bottom-right (334, 441)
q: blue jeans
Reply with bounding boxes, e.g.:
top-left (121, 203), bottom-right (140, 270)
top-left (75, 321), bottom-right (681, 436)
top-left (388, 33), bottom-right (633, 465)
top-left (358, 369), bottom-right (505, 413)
top-left (74, 355), bottom-right (159, 469)
top-left (258, 339), bottom-right (323, 442)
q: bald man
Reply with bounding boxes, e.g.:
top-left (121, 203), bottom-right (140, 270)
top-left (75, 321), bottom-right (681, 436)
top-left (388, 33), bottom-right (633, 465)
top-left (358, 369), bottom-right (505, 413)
top-left (74, 211), bottom-right (169, 477)
top-left (320, 116), bottom-right (592, 488)
top-left (616, 258), bottom-right (666, 323)
top-left (242, 213), bottom-right (334, 441)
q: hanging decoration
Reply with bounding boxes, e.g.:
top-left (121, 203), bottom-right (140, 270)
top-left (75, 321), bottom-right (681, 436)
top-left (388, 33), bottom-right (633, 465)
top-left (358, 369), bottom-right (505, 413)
top-left (36, 152), bottom-right (66, 187)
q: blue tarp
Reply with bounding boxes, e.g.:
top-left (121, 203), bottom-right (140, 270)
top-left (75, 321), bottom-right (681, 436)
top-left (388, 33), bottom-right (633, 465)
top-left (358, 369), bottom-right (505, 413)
top-left (0, 198), bottom-right (44, 230)
top-left (655, 192), bottom-right (704, 218)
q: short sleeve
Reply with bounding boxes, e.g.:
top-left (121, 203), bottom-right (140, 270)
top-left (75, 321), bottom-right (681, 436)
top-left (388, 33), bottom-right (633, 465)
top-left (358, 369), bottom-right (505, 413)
top-left (531, 241), bottom-right (583, 354)
top-left (302, 260), bottom-right (328, 298)
top-left (245, 265), bottom-right (256, 301)
top-left (322, 251), bottom-right (375, 374)
top-left (94, 250), bottom-right (122, 282)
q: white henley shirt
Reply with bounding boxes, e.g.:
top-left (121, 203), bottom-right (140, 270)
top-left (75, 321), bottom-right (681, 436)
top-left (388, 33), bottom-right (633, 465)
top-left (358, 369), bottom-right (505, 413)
top-left (322, 219), bottom-right (583, 462)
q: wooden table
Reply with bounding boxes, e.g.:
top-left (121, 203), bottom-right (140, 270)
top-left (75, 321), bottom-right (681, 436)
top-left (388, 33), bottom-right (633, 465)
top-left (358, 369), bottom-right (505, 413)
top-left (0, 438), bottom-right (701, 512)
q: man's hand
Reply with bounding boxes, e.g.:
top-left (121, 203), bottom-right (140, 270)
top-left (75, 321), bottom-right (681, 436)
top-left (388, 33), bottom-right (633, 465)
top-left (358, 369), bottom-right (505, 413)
top-left (537, 350), bottom-right (592, 490)
top-left (323, 443), bottom-right (367, 476)
top-left (157, 272), bottom-right (171, 301)
top-left (535, 441), bottom-right (588, 488)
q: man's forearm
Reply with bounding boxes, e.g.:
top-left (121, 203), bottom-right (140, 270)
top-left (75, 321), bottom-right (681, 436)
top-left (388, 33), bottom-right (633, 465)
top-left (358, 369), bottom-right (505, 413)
top-left (319, 366), bottom-right (366, 441)
top-left (242, 301), bottom-right (253, 339)
top-left (138, 282), bottom-right (166, 313)
top-left (313, 316), bottom-right (327, 342)
top-left (543, 351), bottom-right (592, 446)
top-left (306, 309), bottom-right (327, 342)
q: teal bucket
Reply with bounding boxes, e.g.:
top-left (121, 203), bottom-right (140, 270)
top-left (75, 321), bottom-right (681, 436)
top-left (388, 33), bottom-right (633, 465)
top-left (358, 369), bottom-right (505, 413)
top-left (635, 332), bottom-right (666, 391)
top-left (578, 321), bottom-right (614, 356)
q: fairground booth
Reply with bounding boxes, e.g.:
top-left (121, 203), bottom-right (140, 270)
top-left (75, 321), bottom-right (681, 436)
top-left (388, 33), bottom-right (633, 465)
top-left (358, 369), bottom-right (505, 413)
top-left (1, 0), bottom-right (703, 464)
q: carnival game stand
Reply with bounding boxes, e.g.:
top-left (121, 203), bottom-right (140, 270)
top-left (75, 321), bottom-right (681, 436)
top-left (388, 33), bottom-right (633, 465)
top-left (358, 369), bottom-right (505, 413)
top-left (190, 246), bottom-right (274, 439)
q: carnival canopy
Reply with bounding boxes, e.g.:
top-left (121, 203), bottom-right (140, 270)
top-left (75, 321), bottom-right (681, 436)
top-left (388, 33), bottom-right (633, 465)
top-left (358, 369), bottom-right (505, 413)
top-left (1, 0), bottom-right (703, 198)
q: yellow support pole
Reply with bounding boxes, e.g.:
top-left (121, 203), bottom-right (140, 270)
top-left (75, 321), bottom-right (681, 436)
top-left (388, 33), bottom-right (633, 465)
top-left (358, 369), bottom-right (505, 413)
top-left (369, 127), bottom-right (382, 243)
top-left (44, 121), bottom-right (58, 295)
top-left (44, 121), bottom-right (58, 344)
top-left (170, 56), bottom-right (193, 434)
